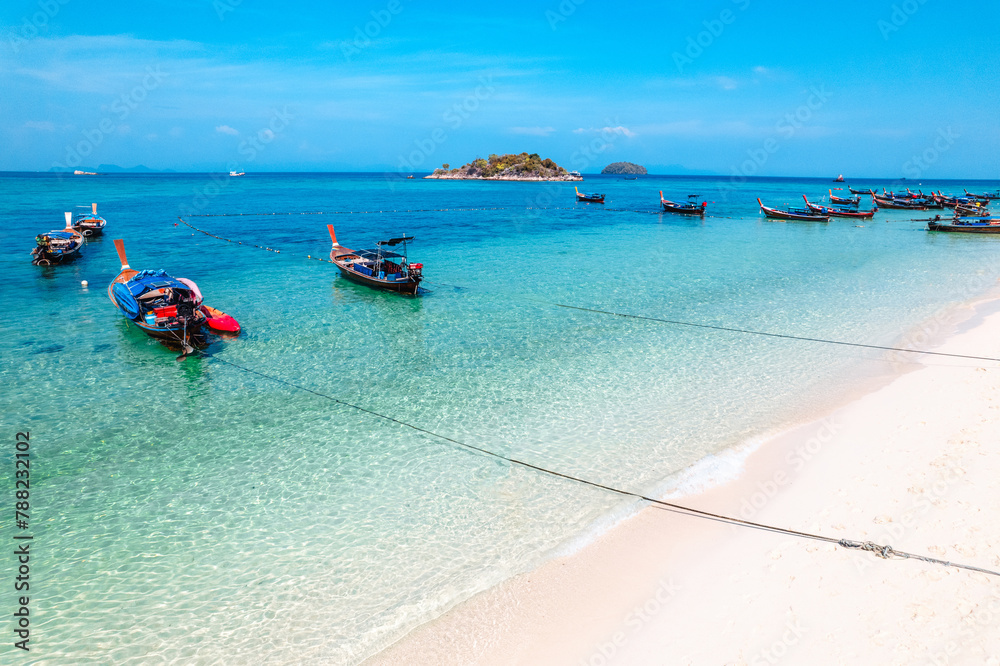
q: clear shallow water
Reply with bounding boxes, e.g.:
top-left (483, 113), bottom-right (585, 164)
top-left (2, 172), bottom-right (1000, 663)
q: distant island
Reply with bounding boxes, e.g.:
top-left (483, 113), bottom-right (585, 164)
top-left (48, 164), bottom-right (176, 173)
top-left (601, 162), bottom-right (647, 175)
top-left (425, 153), bottom-right (582, 181)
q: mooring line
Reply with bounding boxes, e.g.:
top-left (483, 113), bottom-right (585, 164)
top-left (199, 351), bottom-right (1000, 578)
top-left (548, 302), bottom-right (1000, 365)
top-left (180, 215), bottom-right (1000, 366)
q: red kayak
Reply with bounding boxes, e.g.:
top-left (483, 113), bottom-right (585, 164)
top-left (200, 305), bottom-right (241, 334)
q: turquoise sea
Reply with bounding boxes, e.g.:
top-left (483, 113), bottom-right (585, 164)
top-left (2, 172), bottom-right (1000, 663)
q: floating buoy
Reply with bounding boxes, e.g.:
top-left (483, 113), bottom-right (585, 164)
top-left (81, 280), bottom-right (88, 287)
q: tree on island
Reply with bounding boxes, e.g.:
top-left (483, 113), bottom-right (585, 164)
top-left (601, 162), bottom-right (647, 175)
top-left (428, 152), bottom-right (576, 180)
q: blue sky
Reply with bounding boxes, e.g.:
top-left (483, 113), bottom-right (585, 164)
top-left (2, 0), bottom-right (998, 176)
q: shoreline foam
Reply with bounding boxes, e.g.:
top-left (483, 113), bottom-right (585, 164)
top-left (367, 292), bottom-right (1000, 665)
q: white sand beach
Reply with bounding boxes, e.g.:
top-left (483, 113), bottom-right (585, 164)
top-left (369, 298), bottom-right (1000, 665)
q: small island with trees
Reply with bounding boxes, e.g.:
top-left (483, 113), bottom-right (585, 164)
top-left (601, 162), bottom-right (647, 175)
top-left (425, 153), bottom-right (582, 181)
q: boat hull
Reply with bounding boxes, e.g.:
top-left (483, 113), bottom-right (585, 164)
top-left (660, 201), bottom-right (705, 216)
top-left (928, 221), bottom-right (1000, 234)
top-left (335, 264), bottom-right (420, 294)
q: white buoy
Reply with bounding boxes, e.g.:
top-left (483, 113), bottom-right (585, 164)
top-left (81, 280), bottom-right (88, 287)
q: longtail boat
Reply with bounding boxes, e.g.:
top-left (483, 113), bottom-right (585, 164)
top-left (757, 199), bottom-right (829, 221)
top-left (575, 186), bottom-right (605, 203)
top-left (928, 216), bottom-right (1000, 233)
top-left (965, 189), bottom-right (1000, 201)
top-left (107, 239), bottom-right (208, 354)
top-left (31, 212), bottom-right (84, 265)
top-left (72, 203), bottom-right (107, 237)
top-left (954, 203), bottom-right (991, 218)
top-left (829, 189), bottom-right (860, 206)
top-left (327, 225), bottom-right (423, 295)
top-left (802, 196), bottom-right (877, 219)
top-left (873, 194), bottom-right (927, 210)
top-left (659, 191), bottom-right (706, 216)
top-left (849, 187), bottom-right (874, 195)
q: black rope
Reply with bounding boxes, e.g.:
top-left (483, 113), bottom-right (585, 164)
top-left (548, 302), bottom-right (1000, 365)
top-left (200, 351), bottom-right (1000, 577)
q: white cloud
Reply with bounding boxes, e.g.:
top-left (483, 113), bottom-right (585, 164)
top-left (23, 120), bottom-right (55, 131)
top-left (509, 126), bottom-right (556, 136)
top-left (714, 76), bottom-right (739, 90)
top-left (572, 125), bottom-right (636, 138)
top-left (215, 125), bottom-right (239, 136)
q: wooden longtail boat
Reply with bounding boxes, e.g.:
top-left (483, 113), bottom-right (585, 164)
top-left (327, 225), bottom-right (423, 295)
top-left (575, 186), bottom-right (605, 203)
top-left (849, 187), bottom-right (874, 195)
top-left (72, 203), bottom-right (107, 237)
top-left (829, 189), bottom-right (860, 206)
top-left (659, 191), bottom-right (706, 216)
top-left (757, 199), bottom-right (829, 221)
top-left (965, 189), bottom-right (1000, 201)
top-left (873, 194), bottom-right (927, 210)
top-left (107, 239), bottom-right (207, 354)
top-left (803, 196), bottom-right (877, 219)
top-left (928, 216), bottom-right (1000, 233)
top-left (31, 212), bottom-right (84, 265)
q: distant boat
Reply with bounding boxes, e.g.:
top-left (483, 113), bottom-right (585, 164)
top-left (575, 186), bottom-right (605, 203)
top-left (828, 189), bottom-right (860, 206)
top-left (72, 203), bottom-right (107, 237)
top-left (833, 175), bottom-right (845, 182)
top-left (757, 198), bottom-right (829, 221)
top-left (803, 196), bottom-right (877, 219)
top-left (107, 239), bottom-right (209, 354)
top-left (327, 225), bottom-right (423, 295)
top-left (407, 175), bottom-right (414, 179)
top-left (31, 213), bottom-right (84, 265)
top-left (229, 170), bottom-right (245, 177)
top-left (568, 170), bottom-right (582, 178)
top-left (623, 176), bottom-right (638, 180)
top-left (659, 191), bottom-right (706, 216)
